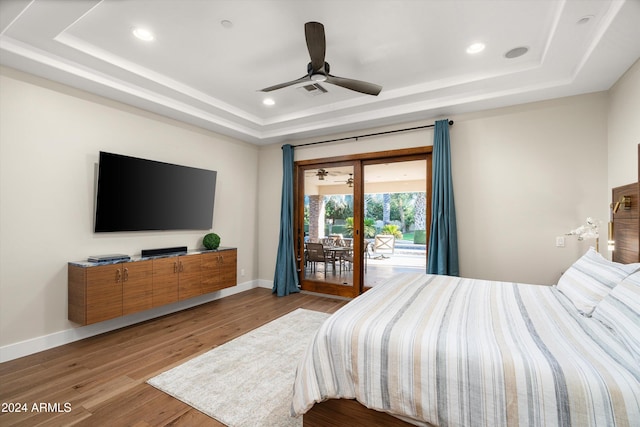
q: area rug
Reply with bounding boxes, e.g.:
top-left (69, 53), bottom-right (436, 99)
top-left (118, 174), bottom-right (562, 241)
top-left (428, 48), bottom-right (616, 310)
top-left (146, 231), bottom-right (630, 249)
top-left (147, 308), bottom-right (330, 427)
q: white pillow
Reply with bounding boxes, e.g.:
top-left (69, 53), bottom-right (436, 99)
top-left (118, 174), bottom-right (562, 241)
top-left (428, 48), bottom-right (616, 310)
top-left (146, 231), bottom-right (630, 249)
top-left (556, 247), bottom-right (639, 315)
top-left (591, 271), bottom-right (640, 364)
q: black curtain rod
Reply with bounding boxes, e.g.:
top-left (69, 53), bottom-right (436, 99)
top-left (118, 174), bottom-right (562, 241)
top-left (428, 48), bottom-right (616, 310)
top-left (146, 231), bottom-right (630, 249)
top-left (287, 120), bottom-right (454, 148)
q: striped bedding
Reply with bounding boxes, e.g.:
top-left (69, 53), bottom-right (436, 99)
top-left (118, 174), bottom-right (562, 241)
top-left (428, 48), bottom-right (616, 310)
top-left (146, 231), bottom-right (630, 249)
top-left (291, 273), bottom-right (640, 426)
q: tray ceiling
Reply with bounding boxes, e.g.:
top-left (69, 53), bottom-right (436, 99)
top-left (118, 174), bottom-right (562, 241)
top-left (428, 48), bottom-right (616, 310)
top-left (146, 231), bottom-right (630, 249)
top-left (1, 0), bottom-right (639, 145)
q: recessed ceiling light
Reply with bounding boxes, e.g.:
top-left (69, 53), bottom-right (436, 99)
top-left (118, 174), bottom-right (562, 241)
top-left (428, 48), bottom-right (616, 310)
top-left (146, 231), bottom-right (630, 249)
top-left (263, 98), bottom-right (275, 106)
top-left (466, 42), bottom-right (485, 54)
top-left (504, 46), bottom-right (529, 59)
top-left (132, 27), bottom-right (154, 41)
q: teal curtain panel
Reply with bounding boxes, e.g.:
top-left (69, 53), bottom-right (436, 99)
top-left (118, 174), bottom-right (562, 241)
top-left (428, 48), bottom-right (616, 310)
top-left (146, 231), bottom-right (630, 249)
top-left (272, 144), bottom-right (300, 296)
top-left (427, 119), bottom-right (459, 276)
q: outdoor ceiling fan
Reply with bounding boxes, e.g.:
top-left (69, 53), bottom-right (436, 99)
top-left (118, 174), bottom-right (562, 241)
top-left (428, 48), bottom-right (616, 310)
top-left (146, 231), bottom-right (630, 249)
top-left (260, 22), bottom-right (382, 96)
top-left (333, 173), bottom-right (354, 187)
top-left (316, 168), bottom-right (329, 180)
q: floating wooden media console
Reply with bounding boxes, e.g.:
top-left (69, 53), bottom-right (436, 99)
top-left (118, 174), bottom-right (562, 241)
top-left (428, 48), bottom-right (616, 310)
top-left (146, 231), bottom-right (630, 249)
top-left (68, 248), bottom-right (237, 325)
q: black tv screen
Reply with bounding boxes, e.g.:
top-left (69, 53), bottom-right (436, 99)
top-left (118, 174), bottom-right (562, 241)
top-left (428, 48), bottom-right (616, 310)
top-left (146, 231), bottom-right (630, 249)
top-left (94, 151), bottom-right (216, 232)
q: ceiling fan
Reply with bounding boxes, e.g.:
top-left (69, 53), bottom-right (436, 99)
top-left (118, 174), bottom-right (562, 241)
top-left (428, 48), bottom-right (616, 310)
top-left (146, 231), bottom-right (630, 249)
top-left (260, 22), bottom-right (382, 96)
top-left (316, 168), bottom-right (329, 180)
top-left (335, 173), bottom-right (354, 187)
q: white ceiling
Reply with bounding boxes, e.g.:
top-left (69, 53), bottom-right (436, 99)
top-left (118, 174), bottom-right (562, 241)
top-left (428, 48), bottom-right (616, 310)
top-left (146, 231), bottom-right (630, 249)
top-left (1, 0), bottom-right (639, 145)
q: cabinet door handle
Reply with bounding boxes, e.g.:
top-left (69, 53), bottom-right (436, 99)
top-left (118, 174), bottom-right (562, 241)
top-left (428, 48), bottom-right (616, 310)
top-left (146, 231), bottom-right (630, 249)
top-left (123, 268), bottom-right (129, 282)
top-left (173, 262), bottom-right (178, 273)
top-left (179, 261), bottom-right (184, 272)
top-left (115, 269), bottom-right (121, 283)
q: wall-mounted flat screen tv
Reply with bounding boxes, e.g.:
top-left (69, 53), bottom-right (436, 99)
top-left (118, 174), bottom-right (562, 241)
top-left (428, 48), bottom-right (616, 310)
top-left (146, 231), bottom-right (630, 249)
top-left (94, 151), bottom-right (216, 232)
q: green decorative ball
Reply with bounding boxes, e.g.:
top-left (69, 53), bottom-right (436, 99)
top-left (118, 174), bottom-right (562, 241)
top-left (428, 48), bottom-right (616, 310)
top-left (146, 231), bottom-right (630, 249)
top-left (203, 233), bottom-right (221, 250)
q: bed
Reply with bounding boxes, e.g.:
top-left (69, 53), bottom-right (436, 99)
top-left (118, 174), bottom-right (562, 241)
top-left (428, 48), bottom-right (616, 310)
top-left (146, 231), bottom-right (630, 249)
top-left (291, 248), bottom-right (640, 426)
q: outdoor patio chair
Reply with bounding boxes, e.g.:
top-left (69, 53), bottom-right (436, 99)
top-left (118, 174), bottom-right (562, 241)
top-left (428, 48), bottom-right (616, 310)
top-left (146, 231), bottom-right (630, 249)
top-left (373, 234), bottom-right (395, 259)
top-left (306, 242), bottom-right (334, 277)
top-left (363, 240), bottom-right (372, 271)
top-left (322, 236), bottom-right (339, 246)
top-left (339, 249), bottom-right (352, 271)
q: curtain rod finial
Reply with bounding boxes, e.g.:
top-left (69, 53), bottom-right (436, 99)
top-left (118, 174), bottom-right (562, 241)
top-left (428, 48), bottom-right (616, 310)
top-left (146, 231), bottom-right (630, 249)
top-left (448, 120), bottom-right (454, 126)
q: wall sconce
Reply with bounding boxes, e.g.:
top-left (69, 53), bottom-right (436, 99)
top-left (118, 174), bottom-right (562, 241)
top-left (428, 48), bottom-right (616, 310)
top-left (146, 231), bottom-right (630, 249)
top-left (611, 195), bottom-right (631, 214)
top-left (607, 221), bottom-right (615, 252)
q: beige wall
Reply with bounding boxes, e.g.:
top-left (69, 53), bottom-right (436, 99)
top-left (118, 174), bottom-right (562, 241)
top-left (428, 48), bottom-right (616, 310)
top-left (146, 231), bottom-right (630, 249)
top-left (608, 58), bottom-right (640, 189)
top-left (259, 92), bottom-right (611, 286)
top-left (453, 94), bottom-right (609, 283)
top-left (0, 67), bottom-right (259, 353)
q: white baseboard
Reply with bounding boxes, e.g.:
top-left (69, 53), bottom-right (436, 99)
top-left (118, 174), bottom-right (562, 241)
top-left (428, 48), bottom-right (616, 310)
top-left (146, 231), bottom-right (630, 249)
top-left (0, 280), bottom-right (260, 363)
top-left (257, 279), bottom-right (273, 289)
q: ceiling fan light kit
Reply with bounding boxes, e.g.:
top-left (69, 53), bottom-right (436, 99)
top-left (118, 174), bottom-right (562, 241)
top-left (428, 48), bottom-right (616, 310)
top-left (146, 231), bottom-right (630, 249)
top-left (260, 22), bottom-right (382, 96)
top-left (316, 169), bottom-right (329, 180)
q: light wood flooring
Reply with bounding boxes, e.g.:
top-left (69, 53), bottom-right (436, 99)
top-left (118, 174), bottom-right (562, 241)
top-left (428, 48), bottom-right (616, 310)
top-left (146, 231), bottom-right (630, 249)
top-left (0, 288), bottom-right (349, 426)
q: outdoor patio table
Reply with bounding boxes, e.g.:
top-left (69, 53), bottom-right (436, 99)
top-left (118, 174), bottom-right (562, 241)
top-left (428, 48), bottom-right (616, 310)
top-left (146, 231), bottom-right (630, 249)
top-left (323, 246), bottom-right (352, 273)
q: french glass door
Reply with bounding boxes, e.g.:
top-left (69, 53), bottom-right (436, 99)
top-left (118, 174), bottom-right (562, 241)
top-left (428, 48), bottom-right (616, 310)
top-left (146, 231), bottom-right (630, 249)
top-left (362, 159), bottom-right (428, 289)
top-left (296, 161), bottom-right (362, 298)
top-left (294, 148), bottom-right (431, 298)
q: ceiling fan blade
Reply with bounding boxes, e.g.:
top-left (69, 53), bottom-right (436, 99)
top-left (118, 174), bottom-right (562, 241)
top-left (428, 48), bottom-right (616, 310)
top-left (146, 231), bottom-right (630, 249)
top-left (261, 22), bottom-right (381, 97)
top-left (305, 22), bottom-right (326, 72)
top-left (325, 74), bottom-right (382, 96)
top-left (260, 75), bottom-right (310, 92)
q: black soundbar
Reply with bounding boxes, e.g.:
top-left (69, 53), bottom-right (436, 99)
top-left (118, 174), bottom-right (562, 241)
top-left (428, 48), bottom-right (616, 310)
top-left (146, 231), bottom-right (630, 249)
top-left (141, 246), bottom-right (188, 258)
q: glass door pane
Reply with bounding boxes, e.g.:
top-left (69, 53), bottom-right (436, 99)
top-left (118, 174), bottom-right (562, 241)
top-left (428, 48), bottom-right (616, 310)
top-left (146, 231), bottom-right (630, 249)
top-left (298, 163), bottom-right (360, 298)
top-left (363, 160), bottom-right (428, 288)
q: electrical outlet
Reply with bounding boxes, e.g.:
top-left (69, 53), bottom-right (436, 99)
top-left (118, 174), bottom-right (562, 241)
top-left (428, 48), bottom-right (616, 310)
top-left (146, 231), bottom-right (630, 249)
top-left (555, 236), bottom-right (565, 247)
top-left (241, 268), bottom-right (245, 276)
